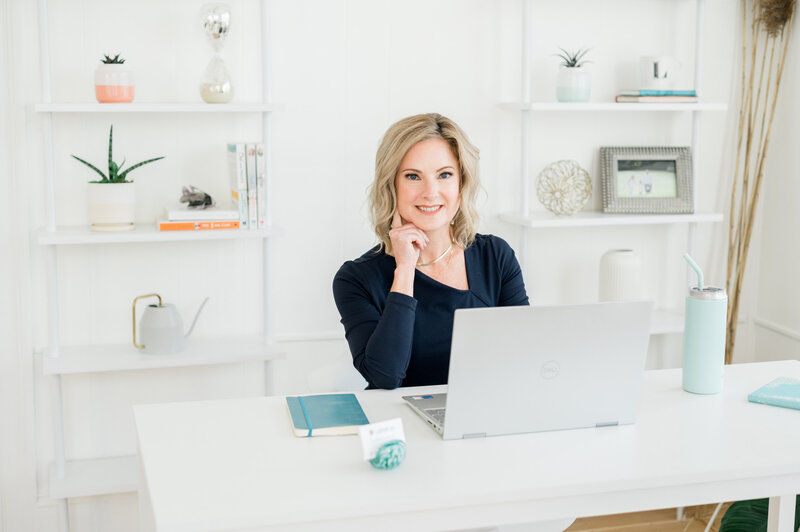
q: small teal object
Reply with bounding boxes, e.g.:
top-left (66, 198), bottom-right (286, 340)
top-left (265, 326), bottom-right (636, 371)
top-left (369, 440), bottom-right (406, 470)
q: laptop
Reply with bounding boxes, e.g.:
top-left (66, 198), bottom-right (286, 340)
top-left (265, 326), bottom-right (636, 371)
top-left (402, 301), bottom-right (653, 440)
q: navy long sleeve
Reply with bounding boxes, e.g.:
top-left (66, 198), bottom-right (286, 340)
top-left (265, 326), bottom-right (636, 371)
top-left (332, 234), bottom-right (529, 389)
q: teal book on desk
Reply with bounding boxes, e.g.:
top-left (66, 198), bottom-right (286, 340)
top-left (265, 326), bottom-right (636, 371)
top-left (748, 377), bottom-right (800, 411)
top-left (286, 393), bottom-right (369, 437)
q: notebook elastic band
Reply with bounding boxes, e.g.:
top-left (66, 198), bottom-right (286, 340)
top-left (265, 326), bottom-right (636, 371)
top-left (297, 396), bottom-right (313, 437)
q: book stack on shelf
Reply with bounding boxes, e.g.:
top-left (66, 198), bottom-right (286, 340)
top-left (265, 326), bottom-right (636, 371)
top-left (158, 203), bottom-right (241, 231)
top-left (615, 89), bottom-right (698, 103)
top-left (227, 142), bottom-right (266, 231)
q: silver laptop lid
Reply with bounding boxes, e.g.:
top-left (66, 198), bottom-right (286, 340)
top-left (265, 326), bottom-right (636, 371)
top-left (442, 301), bottom-right (653, 440)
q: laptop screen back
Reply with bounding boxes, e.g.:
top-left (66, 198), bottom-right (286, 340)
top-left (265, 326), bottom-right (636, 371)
top-left (442, 301), bottom-right (653, 440)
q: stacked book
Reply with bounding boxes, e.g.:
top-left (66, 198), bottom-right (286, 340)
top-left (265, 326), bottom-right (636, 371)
top-left (227, 142), bottom-right (266, 231)
top-left (158, 203), bottom-right (241, 231)
top-left (615, 89), bottom-right (698, 103)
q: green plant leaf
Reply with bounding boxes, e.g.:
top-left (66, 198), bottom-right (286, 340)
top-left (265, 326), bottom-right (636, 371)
top-left (573, 48), bottom-right (591, 67)
top-left (555, 47), bottom-right (591, 67)
top-left (107, 125), bottom-right (114, 180)
top-left (109, 160), bottom-right (119, 181)
top-left (70, 155), bottom-right (108, 181)
top-left (719, 496), bottom-right (800, 532)
top-left (117, 156), bottom-right (165, 181)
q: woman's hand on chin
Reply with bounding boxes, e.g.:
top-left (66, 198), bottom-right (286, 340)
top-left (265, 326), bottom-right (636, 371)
top-left (389, 210), bottom-right (428, 271)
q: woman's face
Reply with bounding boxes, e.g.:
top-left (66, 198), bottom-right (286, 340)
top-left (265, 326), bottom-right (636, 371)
top-left (394, 137), bottom-right (461, 235)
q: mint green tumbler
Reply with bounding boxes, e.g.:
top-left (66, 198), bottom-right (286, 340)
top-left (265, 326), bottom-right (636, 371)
top-left (682, 286), bottom-right (727, 394)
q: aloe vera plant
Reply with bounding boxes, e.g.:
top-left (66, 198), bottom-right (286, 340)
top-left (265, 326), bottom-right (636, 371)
top-left (71, 125), bottom-right (164, 183)
top-left (101, 54), bottom-right (126, 64)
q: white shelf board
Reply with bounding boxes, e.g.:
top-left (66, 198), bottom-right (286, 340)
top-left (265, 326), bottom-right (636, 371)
top-left (49, 455), bottom-right (137, 499)
top-left (37, 224), bottom-right (280, 245)
top-left (35, 102), bottom-right (284, 113)
top-left (651, 309), bottom-right (684, 335)
top-left (500, 101), bottom-right (728, 112)
top-left (500, 211), bottom-right (723, 229)
top-left (43, 336), bottom-right (285, 375)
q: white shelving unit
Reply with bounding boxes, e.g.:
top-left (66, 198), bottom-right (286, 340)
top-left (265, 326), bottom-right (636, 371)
top-left (499, 211), bottom-right (723, 229)
top-left (36, 1), bottom-right (279, 529)
top-left (37, 225), bottom-right (280, 245)
top-left (41, 337), bottom-right (285, 376)
top-left (500, 102), bottom-right (728, 112)
top-left (48, 456), bottom-right (139, 500)
top-left (504, 0), bottom-right (726, 337)
top-left (34, 103), bottom-right (284, 113)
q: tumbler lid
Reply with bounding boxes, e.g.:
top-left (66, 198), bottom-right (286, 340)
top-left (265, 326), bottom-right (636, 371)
top-left (689, 286), bottom-right (727, 300)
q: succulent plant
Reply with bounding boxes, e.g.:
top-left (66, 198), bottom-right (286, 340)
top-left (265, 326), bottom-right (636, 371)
top-left (71, 125), bottom-right (164, 183)
top-left (101, 54), bottom-right (126, 64)
top-left (555, 48), bottom-right (591, 68)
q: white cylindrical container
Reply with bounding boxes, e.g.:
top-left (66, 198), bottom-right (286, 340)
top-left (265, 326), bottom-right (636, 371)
top-left (599, 249), bottom-right (643, 302)
top-left (87, 182), bottom-right (136, 231)
top-left (555, 66), bottom-right (591, 102)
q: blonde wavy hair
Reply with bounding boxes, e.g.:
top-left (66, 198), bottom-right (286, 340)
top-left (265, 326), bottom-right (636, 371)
top-left (369, 113), bottom-right (481, 254)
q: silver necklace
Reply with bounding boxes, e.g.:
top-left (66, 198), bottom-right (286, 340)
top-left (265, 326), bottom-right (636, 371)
top-left (417, 243), bottom-right (453, 267)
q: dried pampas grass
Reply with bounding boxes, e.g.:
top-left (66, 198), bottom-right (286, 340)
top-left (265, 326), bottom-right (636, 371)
top-left (758, 0), bottom-right (796, 36)
top-left (726, 0), bottom-right (796, 364)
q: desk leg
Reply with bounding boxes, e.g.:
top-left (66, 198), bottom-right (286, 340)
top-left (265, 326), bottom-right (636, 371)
top-left (767, 494), bottom-right (795, 532)
top-left (138, 452), bottom-right (155, 532)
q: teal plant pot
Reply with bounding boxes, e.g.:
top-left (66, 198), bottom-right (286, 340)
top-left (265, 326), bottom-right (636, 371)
top-left (556, 66), bottom-right (591, 102)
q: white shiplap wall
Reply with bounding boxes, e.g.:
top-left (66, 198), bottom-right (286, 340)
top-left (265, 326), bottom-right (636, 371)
top-left (754, 25), bottom-right (800, 362)
top-left (1, 1), bottom-right (754, 531)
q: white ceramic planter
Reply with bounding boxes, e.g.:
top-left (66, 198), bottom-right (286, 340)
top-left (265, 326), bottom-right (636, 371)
top-left (87, 182), bottom-right (136, 231)
top-left (599, 249), bottom-right (642, 302)
top-left (556, 66), bottom-right (591, 103)
top-left (94, 63), bottom-right (135, 103)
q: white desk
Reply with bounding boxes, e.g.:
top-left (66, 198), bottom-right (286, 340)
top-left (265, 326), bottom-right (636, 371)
top-left (134, 360), bottom-right (800, 532)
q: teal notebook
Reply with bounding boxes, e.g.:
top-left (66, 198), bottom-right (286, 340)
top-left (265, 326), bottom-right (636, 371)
top-left (285, 393), bottom-right (369, 437)
top-left (748, 377), bottom-right (800, 411)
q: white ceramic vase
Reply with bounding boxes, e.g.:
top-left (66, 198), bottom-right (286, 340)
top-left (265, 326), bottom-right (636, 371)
top-left (599, 249), bottom-right (642, 302)
top-left (94, 63), bottom-right (135, 103)
top-left (556, 66), bottom-right (591, 102)
top-left (87, 182), bottom-right (136, 231)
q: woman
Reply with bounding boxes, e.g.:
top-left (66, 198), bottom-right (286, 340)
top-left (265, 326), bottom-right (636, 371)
top-left (333, 113), bottom-right (529, 390)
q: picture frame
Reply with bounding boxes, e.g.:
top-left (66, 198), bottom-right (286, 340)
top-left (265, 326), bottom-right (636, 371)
top-left (600, 146), bottom-right (694, 214)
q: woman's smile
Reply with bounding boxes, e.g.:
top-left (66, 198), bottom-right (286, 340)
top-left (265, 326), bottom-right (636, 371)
top-left (394, 137), bottom-right (461, 236)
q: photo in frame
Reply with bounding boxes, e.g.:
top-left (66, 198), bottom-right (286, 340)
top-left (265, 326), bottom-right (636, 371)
top-left (600, 146), bottom-right (694, 214)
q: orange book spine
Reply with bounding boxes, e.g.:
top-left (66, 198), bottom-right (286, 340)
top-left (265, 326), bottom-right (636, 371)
top-left (158, 220), bottom-right (240, 231)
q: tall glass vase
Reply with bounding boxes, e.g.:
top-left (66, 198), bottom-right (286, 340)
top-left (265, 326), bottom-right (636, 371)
top-left (199, 3), bottom-right (233, 103)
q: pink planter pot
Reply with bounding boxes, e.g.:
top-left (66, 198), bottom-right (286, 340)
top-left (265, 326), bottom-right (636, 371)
top-left (94, 64), bottom-right (135, 103)
top-left (95, 84), bottom-right (135, 103)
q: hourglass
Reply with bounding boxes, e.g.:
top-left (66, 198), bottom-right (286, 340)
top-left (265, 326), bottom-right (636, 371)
top-left (199, 3), bottom-right (233, 103)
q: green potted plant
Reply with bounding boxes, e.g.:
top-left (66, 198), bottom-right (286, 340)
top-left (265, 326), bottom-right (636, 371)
top-left (555, 47), bottom-right (591, 103)
top-left (95, 54), bottom-right (135, 103)
top-left (72, 125), bottom-right (164, 232)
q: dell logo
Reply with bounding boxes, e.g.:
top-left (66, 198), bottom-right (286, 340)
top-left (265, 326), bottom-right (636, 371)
top-left (540, 361), bottom-right (560, 380)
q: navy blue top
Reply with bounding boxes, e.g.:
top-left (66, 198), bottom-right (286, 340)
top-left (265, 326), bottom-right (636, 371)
top-left (332, 234), bottom-right (529, 389)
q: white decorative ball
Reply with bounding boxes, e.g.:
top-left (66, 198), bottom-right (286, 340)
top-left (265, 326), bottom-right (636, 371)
top-left (536, 160), bottom-right (592, 215)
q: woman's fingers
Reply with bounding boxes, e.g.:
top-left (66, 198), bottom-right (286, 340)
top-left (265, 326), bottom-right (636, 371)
top-left (392, 210), bottom-right (402, 229)
top-left (389, 218), bottom-right (429, 269)
top-left (390, 224), bottom-right (428, 248)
